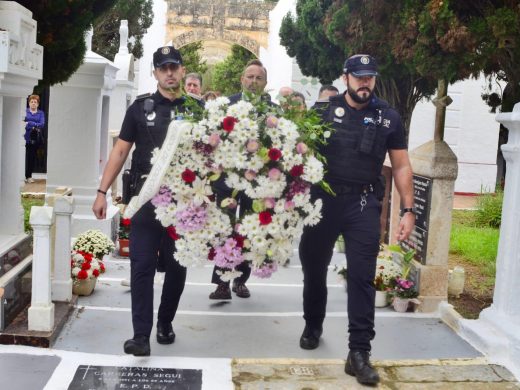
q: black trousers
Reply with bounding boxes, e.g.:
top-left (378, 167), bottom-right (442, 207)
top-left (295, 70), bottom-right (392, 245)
top-left (25, 144), bottom-right (37, 179)
top-left (129, 201), bottom-right (186, 338)
top-left (299, 189), bottom-right (381, 351)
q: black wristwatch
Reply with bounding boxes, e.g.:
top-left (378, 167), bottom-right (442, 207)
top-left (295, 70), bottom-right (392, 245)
top-left (400, 207), bottom-right (417, 216)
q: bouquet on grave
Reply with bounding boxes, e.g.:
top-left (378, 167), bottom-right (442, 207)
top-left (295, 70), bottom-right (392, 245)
top-left (72, 229), bottom-right (115, 259)
top-left (71, 250), bottom-right (105, 281)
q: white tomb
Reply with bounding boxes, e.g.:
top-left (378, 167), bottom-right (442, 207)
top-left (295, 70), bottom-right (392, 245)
top-left (46, 29), bottom-right (119, 239)
top-left (0, 1), bottom-right (43, 251)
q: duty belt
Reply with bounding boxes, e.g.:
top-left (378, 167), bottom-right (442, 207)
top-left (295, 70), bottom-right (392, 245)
top-left (330, 183), bottom-right (374, 195)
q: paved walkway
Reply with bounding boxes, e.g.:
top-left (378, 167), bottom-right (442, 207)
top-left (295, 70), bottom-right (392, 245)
top-left (5, 178), bottom-right (516, 389)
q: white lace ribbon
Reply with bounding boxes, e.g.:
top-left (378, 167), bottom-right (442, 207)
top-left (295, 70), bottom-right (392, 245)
top-left (124, 120), bottom-right (193, 219)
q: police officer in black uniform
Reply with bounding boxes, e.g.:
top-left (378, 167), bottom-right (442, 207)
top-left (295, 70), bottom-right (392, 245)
top-left (93, 46), bottom-right (195, 356)
top-left (298, 54), bottom-right (416, 385)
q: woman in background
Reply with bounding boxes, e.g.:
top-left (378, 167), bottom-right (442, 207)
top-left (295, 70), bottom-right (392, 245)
top-left (23, 94), bottom-right (45, 183)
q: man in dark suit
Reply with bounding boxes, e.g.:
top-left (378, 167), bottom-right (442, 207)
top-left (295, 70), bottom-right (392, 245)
top-left (209, 59), bottom-right (270, 300)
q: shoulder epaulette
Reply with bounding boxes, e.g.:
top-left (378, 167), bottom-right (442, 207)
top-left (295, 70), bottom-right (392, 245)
top-left (135, 92), bottom-right (152, 101)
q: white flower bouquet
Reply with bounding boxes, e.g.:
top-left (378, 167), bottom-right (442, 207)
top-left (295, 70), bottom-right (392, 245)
top-left (374, 257), bottom-right (402, 291)
top-left (150, 95), bottom-right (329, 279)
top-left (72, 229), bottom-right (115, 259)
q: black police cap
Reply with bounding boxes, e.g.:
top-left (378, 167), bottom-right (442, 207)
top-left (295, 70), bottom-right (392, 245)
top-left (153, 46), bottom-right (183, 68)
top-left (343, 54), bottom-right (378, 77)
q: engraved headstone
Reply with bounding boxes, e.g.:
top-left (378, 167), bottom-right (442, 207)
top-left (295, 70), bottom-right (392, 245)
top-left (401, 174), bottom-right (433, 264)
top-left (68, 365), bottom-right (202, 390)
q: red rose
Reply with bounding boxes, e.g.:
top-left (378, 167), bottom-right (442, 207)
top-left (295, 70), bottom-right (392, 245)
top-left (289, 164), bottom-right (304, 177)
top-left (167, 226), bottom-right (180, 240)
top-left (222, 116), bottom-right (237, 132)
top-left (208, 247), bottom-right (216, 260)
top-left (82, 252), bottom-right (93, 262)
top-left (71, 260), bottom-right (74, 267)
top-left (93, 269), bottom-right (100, 277)
top-left (181, 169), bottom-right (196, 183)
top-left (268, 148), bottom-right (282, 161)
top-left (100, 263), bottom-right (106, 273)
top-left (77, 270), bottom-right (88, 280)
top-left (259, 211), bottom-right (272, 225)
top-left (81, 262), bottom-right (91, 270)
top-left (233, 234), bottom-right (245, 248)
top-left (121, 218), bottom-right (131, 226)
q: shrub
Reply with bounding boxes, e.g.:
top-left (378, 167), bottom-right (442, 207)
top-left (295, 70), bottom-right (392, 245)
top-left (475, 189), bottom-right (503, 228)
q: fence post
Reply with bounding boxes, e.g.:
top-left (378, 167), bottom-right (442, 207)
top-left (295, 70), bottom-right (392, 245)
top-left (28, 206), bottom-right (55, 331)
top-left (52, 196), bottom-right (74, 302)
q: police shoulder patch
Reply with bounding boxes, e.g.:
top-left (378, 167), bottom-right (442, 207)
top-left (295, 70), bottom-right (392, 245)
top-left (135, 92), bottom-right (152, 101)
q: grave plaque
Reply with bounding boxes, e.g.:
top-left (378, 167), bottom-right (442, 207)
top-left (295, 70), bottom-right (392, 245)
top-left (401, 174), bottom-right (432, 264)
top-left (68, 365), bottom-right (202, 390)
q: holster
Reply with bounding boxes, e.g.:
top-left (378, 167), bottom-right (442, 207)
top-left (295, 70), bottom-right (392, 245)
top-left (122, 169), bottom-right (147, 204)
top-left (374, 175), bottom-right (386, 201)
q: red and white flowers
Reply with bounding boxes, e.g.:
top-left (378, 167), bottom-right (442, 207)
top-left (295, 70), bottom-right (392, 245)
top-left (151, 96), bottom-right (325, 279)
top-left (71, 250), bottom-right (105, 281)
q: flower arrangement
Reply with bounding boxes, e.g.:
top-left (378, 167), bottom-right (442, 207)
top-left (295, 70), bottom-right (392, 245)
top-left (71, 250), bottom-right (105, 281)
top-left (150, 95), bottom-right (329, 280)
top-left (119, 217), bottom-right (131, 240)
top-left (388, 277), bottom-right (419, 299)
top-left (72, 229), bottom-right (115, 259)
top-left (374, 257), bottom-right (402, 291)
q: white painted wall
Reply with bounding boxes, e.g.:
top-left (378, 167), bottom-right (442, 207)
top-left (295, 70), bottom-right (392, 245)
top-left (409, 75), bottom-right (501, 193)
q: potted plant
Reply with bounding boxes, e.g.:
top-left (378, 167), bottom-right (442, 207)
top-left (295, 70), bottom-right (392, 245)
top-left (72, 229), bottom-right (114, 260)
top-left (388, 277), bottom-right (420, 312)
top-left (374, 257), bottom-right (402, 307)
top-left (71, 250), bottom-right (106, 296)
top-left (118, 217), bottom-right (131, 257)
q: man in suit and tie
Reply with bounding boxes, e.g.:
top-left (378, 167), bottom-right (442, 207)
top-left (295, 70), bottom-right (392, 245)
top-left (209, 59), bottom-right (270, 300)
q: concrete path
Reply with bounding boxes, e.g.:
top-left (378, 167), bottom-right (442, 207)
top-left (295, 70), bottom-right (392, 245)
top-left (9, 179), bottom-right (515, 389)
top-left (2, 249), bottom-right (518, 389)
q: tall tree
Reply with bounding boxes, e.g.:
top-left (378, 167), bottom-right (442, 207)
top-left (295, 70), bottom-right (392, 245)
top-left (212, 45), bottom-right (256, 96)
top-left (179, 41), bottom-right (209, 76)
top-left (280, 0), bottom-right (520, 135)
top-left (92, 0), bottom-right (154, 60)
top-left (17, 0), bottom-right (116, 88)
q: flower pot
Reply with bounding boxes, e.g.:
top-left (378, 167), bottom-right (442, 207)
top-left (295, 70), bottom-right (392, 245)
top-left (375, 290), bottom-right (389, 307)
top-left (119, 238), bottom-right (130, 257)
top-left (392, 297), bottom-right (410, 312)
top-left (73, 277), bottom-right (97, 296)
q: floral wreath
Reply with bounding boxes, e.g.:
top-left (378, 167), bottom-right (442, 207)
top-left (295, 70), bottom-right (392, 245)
top-left (126, 95), bottom-right (330, 280)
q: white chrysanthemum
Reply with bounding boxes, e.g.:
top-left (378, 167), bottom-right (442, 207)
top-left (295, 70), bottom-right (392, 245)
top-left (302, 155), bottom-right (324, 183)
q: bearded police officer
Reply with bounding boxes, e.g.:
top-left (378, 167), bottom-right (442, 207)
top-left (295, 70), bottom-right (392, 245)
top-left (298, 54), bottom-right (415, 385)
top-left (93, 46), bottom-right (196, 356)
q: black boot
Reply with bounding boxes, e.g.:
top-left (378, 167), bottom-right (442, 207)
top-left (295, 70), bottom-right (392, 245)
top-left (124, 335), bottom-right (150, 356)
top-left (156, 322), bottom-right (175, 344)
top-left (344, 350), bottom-right (380, 385)
top-left (299, 325), bottom-right (323, 350)
top-left (209, 283), bottom-right (232, 300)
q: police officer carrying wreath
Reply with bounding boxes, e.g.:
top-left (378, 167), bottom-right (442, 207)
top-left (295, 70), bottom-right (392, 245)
top-left (93, 46), bottom-right (195, 356)
top-left (298, 54), bottom-right (416, 385)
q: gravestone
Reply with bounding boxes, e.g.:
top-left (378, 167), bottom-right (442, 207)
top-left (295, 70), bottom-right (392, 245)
top-left (406, 141), bottom-right (458, 312)
top-left (400, 174), bottom-right (433, 264)
top-left (68, 365), bottom-right (202, 390)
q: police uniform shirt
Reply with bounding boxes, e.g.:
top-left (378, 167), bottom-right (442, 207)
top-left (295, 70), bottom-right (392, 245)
top-left (119, 91), bottom-right (188, 174)
top-left (322, 92), bottom-right (407, 185)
